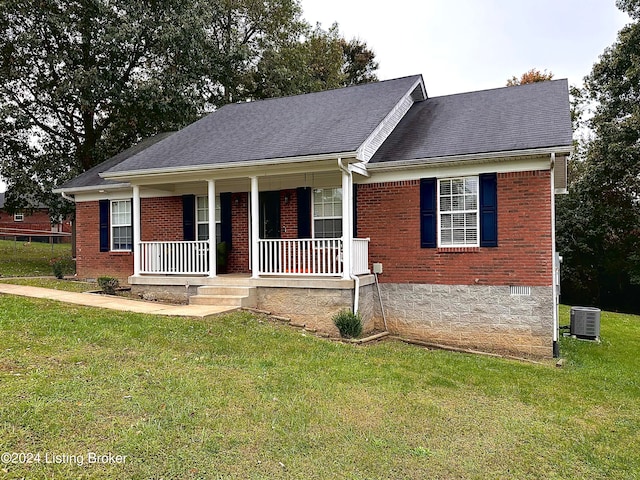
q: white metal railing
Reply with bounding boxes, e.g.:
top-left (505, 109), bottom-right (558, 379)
top-left (140, 241), bottom-right (209, 275)
top-left (352, 238), bottom-right (371, 275)
top-left (258, 238), bottom-right (343, 276)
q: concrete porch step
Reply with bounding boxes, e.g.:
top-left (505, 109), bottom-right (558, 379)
top-left (189, 285), bottom-right (257, 308)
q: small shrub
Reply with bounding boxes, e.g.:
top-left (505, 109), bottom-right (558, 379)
top-left (50, 257), bottom-right (75, 279)
top-left (97, 276), bottom-right (120, 295)
top-left (333, 309), bottom-right (363, 339)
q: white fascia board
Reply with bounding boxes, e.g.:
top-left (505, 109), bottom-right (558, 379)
top-left (360, 152), bottom-right (558, 184)
top-left (367, 146), bottom-right (574, 172)
top-left (99, 151), bottom-right (359, 183)
top-left (52, 183), bottom-right (131, 195)
top-left (355, 77), bottom-right (425, 163)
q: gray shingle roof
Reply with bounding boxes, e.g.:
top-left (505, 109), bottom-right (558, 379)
top-left (370, 79), bottom-right (573, 164)
top-left (106, 75), bottom-right (424, 174)
top-left (59, 132), bottom-right (175, 190)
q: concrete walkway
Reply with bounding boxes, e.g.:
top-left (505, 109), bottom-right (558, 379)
top-left (0, 283), bottom-right (236, 317)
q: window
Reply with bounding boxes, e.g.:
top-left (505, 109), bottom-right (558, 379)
top-left (313, 188), bottom-right (342, 238)
top-left (111, 200), bottom-right (132, 251)
top-left (438, 177), bottom-right (479, 247)
top-left (196, 195), bottom-right (221, 242)
top-left (13, 213), bottom-right (24, 222)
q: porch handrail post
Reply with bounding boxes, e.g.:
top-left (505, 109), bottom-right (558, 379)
top-left (208, 179), bottom-right (217, 278)
top-left (133, 184), bottom-right (141, 276)
top-left (251, 176), bottom-right (260, 278)
top-left (340, 161), bottom-right (352, 280)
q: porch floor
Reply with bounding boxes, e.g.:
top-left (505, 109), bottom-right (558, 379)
top-left (129, 273), bottom-right (375, 290)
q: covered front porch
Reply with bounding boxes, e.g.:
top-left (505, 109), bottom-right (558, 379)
top-left (127, 157), bottom-right (371, 284)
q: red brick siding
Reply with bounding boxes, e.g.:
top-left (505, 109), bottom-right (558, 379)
top-left (140, 197), bottom-right (183, 241)
top-left (280, 189), bottom-right (298, 239)
top-left (0, 209), bottom-right (71, 234)
top-left (75, 201), bottom-right (133, 282)
top-left (227, 193), bottom-right (250, 273)
top-left (357, 171), bottom-right (552, 286)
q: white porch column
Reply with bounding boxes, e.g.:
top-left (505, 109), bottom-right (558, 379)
top-left (250, 176), bottom-right (260, 278)
top-left (341, 166), bottom-right (352, 280)
top-left (208, 180), bottom-right (217, 278)
top-left (133, 184), bottom-right (141, 276)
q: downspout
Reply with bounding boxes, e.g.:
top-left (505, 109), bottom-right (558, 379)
top-left (338, 158), bottom-right (360, 314)
top-left (60, 191), bottom-right (74, 202)
top-left (550, 153), bottom-right (560, 358)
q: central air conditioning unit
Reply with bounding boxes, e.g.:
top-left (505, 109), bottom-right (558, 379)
top-left (570, 306), bottom-right (601, 340)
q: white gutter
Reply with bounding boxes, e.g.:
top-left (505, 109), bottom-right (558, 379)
top-left (338, 158), bottom-right (360, 314)
top-left (100, 151), bottom-right (359, 181)
top-left (53, 183), bottom-right (131, 195)
top-left (60, 191), bottom-right (75, 202)
top-left (366, 146), bottom-right (575, 171)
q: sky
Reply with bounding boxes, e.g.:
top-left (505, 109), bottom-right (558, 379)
top-left (0, 1), bottom-right (631, 194)
top-left (301, 0), bottom-right (631, 97)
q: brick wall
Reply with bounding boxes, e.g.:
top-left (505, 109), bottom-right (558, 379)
top-left (75, 201), bottom-right (133, 282)
top-left (227, 193), bottom-right (250, 273)
top-left (357, 170), bottom-right (553, 286)
top-left (140, 197), bottom-right (183, 241)
top-left (0, 209), bottom-right (72, 234)
top-left (280, 189), bottom-right (298, 239)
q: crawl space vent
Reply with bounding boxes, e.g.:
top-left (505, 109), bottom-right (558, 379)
top-left (510, 286), bottom-right (531, 296)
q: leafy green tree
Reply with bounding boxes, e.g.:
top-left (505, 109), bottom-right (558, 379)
top-left (556, 0), bottom-right (640, 311)
top-left (0, 0), bottom-right (377, 220)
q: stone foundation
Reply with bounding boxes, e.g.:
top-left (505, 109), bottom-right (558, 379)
top-left (373, 283), bottom-right (554, 357)
top-left (130, 284), bottom-right (197, 304)
top-left (257, 284), bottom-right (376, 336)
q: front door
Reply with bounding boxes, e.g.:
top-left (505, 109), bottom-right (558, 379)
top-left (259, 191), bottom-right (281, 239)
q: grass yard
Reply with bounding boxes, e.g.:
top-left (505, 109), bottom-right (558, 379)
top-left (0, 299), bottom-right (638, 479)
top-left (0, 239), bottom-right (74, 277)
top-left (0, 277), bottom-right (97, 293)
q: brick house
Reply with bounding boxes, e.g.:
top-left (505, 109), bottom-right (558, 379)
top-left (0, 191), bottom-right (71, 241)
top-left (56, 75), bottom-right (573, 357)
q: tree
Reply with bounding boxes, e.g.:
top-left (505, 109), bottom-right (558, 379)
top-left (506, 68), bottom-right (554, 86)
top-left (0, 0), bottom-right (377, 220)
top-left (250, 23), bottom-right (378, 99)
top-left (556, 0), bottom-right (640, 312)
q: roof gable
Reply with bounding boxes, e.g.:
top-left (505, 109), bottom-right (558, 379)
top-left (105, 75), bottom-right (424, 176)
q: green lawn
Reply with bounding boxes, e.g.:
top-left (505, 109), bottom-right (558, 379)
top-left (0, 277), bottom-right (97, 293)
top-left (0, 299), bottom-right (638, 479)
top-left (0, 239), bottom-right (74, 277)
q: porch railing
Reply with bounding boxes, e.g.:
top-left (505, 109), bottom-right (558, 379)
top-left (352, 238), bottom-right (371, 275)
top-left (140, 240), bottom-right (209, 275)
top-left (258, 238), bottom-right (370, 276)
top-left (138, 238), bottom-right (370, 277)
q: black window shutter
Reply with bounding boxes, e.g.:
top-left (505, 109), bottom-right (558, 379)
top-left (297, 187), bottom-right (312, 238)
top-left (182, 194), bottom-right (195, 241)
top-left (220, 192), bottom-right (232, 249)
top-left (479, 173), bottom-right (498, 247)
top-left (420, 178), bottom-right (437, 248)
top-left (352, 184), bottom-right (358, 238)
top-left (99, 199), bottom-right (109, 252)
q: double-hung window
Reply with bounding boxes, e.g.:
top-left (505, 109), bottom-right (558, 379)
top-left (196, 195), bottom-right (221, 242)
top-left (438, 177), bottom-right (479, 247)
top-left (313, 188), bottom-right (342, 238)
top-left (111, 200), bottom-right (132, 251)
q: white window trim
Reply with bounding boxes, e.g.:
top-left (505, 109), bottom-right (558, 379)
top-left (312, 187), bottom-right (342, 239)
top-left (196, 195), bottom-right (221, 242)
top-left (13, 212), bottom-right (24, 222)
top-left (437, 176), bottom-right (480, 248)
top-left (110, 199), bottom-right (132, 252)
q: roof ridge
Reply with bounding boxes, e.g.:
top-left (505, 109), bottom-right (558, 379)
top-left (219, 74), bottom-right (423, 110)
top-left (427, 79), bottom-right (568, 100)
